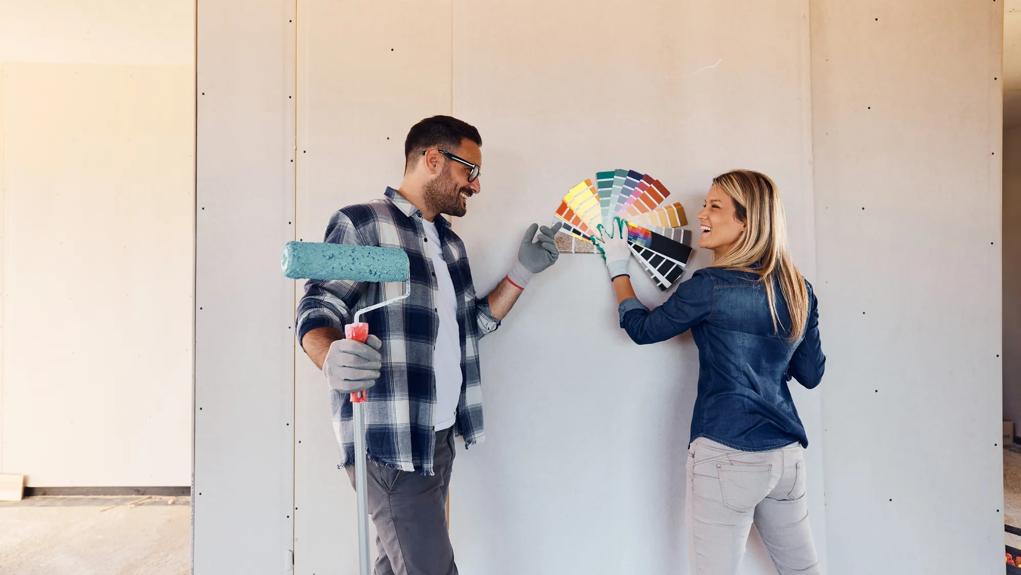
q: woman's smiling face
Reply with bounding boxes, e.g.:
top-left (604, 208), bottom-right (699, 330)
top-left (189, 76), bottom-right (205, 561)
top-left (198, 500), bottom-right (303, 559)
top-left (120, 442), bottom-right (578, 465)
top-left (697, 185), bottom-right (746, 255)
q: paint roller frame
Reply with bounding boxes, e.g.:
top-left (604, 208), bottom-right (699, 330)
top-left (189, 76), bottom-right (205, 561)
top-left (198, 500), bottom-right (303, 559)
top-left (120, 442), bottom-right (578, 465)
top-left (282, 240), bottom-right (411, 575)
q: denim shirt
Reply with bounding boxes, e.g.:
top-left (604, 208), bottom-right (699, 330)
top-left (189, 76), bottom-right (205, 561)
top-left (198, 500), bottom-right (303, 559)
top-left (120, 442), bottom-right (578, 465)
top-left (619, 267), bottom-right (825, 451)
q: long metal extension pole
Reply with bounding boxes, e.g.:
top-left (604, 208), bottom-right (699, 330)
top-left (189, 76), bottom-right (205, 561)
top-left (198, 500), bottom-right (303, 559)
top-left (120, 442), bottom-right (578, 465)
top-left (352, 401), bottom-right (370, 575)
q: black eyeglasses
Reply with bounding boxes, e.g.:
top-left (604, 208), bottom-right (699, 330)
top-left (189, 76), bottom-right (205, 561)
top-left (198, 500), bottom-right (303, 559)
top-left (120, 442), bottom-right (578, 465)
top-left (427, 148), bottom-right (480, 182)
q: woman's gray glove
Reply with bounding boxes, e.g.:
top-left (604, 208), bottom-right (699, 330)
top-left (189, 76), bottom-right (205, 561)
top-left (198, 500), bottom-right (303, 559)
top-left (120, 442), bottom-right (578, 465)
top-left (323, 335), bottom-right (383, 394)
top-left (507, 222), bottom-right (563, 288)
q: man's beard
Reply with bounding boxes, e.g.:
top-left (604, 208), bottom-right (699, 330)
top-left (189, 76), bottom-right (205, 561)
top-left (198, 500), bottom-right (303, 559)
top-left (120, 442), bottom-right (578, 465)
top-left (423, 168), bottom-right (473, 218)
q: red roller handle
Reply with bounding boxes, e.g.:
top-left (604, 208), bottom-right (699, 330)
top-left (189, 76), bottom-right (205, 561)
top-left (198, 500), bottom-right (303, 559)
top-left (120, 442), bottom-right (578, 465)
top-left (345, 322), bottom-right (370, 403)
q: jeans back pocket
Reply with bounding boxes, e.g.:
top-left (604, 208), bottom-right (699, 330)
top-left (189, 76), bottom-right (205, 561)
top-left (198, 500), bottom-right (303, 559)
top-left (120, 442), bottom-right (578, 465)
top-left (718, 463), bottom-right (773, 512)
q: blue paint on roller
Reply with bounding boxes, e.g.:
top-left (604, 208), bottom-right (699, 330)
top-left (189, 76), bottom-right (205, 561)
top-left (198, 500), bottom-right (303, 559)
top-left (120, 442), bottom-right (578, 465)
top-left (282, 241), bottom-right (410, 282)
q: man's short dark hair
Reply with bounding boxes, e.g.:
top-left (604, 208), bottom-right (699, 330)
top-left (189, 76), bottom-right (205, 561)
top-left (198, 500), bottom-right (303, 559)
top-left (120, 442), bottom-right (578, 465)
top-left (404, 115), bottom-right (482, 171)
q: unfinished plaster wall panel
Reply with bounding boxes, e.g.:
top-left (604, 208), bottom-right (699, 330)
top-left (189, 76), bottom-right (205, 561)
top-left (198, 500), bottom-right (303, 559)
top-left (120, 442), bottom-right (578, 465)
top-left (0, 0), bottom-right (193, 486)
top-left (291, 2), bottom-right (823, 573)
top-left (447, 2), bottom-right (822, 574)
top-left (292, 2), bottom-right (452, 572)
top-left (194, 0), bottom-right (295, 572)
top-left (198, 1), bottom-right (1007, 573)
top-left (810, 2), bottom-right (1004, 573)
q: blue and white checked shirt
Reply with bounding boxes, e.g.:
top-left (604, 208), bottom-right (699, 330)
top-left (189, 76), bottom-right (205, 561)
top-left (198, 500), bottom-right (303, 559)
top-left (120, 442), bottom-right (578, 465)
top-left (296, 188), bottom-right (499, 475)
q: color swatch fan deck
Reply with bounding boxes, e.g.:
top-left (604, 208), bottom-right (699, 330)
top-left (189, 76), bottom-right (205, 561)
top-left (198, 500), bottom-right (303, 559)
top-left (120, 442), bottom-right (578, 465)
top-left (553, 169), bottom-right (693, 290)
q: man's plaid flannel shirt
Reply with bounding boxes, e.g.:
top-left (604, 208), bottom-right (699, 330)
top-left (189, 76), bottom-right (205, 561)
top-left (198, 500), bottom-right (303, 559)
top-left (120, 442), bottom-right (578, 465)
top-left (296, 188), bottom-right (499, 475)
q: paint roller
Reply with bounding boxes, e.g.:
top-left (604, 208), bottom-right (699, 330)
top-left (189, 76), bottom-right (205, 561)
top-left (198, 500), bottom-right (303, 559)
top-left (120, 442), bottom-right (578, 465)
top-left (282, 240), bottom-right (411, 575)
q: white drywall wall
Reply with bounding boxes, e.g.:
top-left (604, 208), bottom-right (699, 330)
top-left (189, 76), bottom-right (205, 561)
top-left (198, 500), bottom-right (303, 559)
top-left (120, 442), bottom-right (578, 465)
top-left (811, 2), bottom-right (1004, 573)
top-left (447, 1), bottom-right (822, 574)
top-left (194, 0), bottom-right (295, 572)
top-left (290, 1), bottom-right (823, 574)
top-left (196, 1), bottom-right (1004, 573)
top-left (291, 2), bottom-right (454, 572)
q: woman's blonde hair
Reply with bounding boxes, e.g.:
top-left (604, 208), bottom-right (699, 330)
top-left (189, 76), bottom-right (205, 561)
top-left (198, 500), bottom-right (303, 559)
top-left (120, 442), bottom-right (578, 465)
top-left (708, 170), bottom-right (809, 340)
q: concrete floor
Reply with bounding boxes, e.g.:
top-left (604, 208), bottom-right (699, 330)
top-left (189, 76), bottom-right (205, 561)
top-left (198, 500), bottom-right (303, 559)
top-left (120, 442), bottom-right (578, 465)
top-left (0, 496), bottom-right (190, 574)
top-left (0, 459), bottom-right (1018, 573)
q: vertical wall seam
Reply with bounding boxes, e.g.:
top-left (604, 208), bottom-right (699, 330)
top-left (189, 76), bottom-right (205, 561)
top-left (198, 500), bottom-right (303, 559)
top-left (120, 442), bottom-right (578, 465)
top-left (290, 0), bottom-right (300, 563)
top-left (800, 2), bottom-right (828, 566)
top-left (190, 0), bottom-right (199, 557)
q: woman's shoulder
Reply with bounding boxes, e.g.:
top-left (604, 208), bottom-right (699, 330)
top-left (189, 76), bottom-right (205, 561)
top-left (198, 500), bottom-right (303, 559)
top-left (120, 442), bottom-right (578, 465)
top-left (692, 267), bottom-right (759, 285)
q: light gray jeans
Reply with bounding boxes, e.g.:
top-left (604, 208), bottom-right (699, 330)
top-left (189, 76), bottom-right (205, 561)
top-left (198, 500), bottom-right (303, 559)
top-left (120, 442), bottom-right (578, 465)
top-left (686, 437), bottom-right (821, 575)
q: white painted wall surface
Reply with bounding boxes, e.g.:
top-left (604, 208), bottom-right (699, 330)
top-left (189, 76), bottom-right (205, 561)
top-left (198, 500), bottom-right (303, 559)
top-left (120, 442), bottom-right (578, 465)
top-left (811, 2), bottom-right (1004, 573)
top-left (0, 0), bottom-right (193, 486)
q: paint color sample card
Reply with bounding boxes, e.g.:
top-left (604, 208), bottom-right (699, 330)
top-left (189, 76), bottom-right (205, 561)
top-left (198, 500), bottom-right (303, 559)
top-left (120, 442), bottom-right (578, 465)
top-left (553, 168), bottom-right (694, 290)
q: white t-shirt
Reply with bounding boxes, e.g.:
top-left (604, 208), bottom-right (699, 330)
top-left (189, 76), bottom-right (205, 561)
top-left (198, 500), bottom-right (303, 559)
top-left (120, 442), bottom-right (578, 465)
top-left (421, 219), bottom-right (463, 430)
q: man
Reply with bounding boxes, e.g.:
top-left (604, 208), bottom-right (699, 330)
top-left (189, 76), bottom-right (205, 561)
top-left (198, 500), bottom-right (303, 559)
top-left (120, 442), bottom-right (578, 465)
top-left (296, 115), bottom-right (560, 575)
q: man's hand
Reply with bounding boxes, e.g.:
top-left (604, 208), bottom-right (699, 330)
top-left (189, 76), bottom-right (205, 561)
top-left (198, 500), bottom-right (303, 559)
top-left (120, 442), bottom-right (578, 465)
top-left (506, 222), bottom-right (562, 289)
top-left (323, 335), bottom-right (383, 394)
top-left (595, 217), bottom-right (631, 280)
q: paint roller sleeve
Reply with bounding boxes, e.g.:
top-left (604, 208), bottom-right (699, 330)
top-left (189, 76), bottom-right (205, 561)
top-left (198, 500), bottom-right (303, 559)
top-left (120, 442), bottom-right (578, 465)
top-left (282, 241), bottom-right (410, 282)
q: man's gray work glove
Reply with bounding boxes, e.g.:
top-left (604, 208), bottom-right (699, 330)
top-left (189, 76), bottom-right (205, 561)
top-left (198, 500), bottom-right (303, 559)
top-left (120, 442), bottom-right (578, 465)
top-left (507, 221), bottom-right (563, 289)
top-left (323, 335), bottom-right (383, 394)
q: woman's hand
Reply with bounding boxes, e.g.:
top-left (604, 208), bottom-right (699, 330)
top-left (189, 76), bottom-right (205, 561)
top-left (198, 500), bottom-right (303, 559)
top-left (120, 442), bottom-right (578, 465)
top-left (595, 217), bottom-right (632, 280)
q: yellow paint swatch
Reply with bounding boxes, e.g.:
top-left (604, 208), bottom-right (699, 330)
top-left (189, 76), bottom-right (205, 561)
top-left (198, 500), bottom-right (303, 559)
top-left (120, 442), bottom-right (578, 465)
top-left (563, 179), bottom-right (602, 230)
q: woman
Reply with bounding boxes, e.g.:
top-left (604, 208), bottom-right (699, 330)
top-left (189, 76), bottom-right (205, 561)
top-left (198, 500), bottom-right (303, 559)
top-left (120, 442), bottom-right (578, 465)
top-left (596, 170), bottom-right (825, 575)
